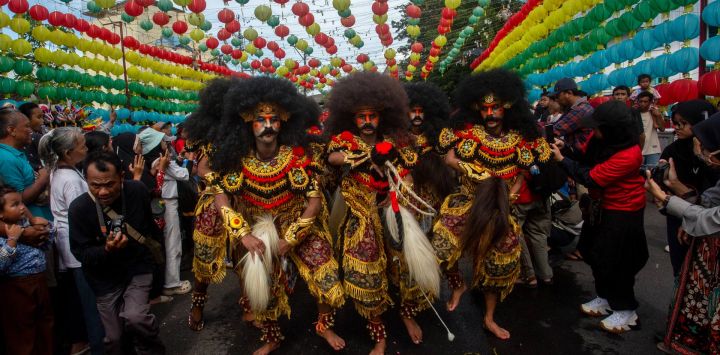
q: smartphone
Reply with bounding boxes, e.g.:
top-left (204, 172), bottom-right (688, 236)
top-left (544, 124), bottom-right (555, 143)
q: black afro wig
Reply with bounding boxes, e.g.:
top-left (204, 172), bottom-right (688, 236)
top-left (209, 76), bottom-right (306, 174)
top-left (184, 77), bottom-right (238, 145)
top-left (452, 68), bottom-right (539, 139)
top-left (404, 81), bottom-right (450, 148)
top-left (325, 72), bottom-right (411, 145)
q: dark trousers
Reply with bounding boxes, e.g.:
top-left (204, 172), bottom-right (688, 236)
top-left (94, 274), bottom-right (165, 355)
top-left (579, 208), bottom-right (648, 311)
top-left (666, 215), bottom-right (689, 276)
top-left (0, 273), bottom-right (54, 355)
top-left (72, 268), bottom-right (106, 355)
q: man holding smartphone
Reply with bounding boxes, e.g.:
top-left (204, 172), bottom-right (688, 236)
top-left (69, 151), bottom-right (165, 355)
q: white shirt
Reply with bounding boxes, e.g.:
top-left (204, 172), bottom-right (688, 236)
top-left (50, 168), bottom-right (88, 271)
top-left (153, 159), bottom-right (189, 199)
top-left (641, 111), bottom-right (662, 155)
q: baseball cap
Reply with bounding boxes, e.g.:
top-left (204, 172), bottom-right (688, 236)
top-left (549, 78), bottom-right (578, 98)
top-left (580, 100), bottom-right (631, 128)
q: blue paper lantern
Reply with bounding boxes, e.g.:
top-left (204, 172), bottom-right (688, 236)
top-left (653, 21), bottom-right (674, 44)
top-left (608, 68), bottom-right (623, 87)
top-left (700, 35), bottom-right (720, 62)
top-left (633, 58), bottom-right (654, 80)
top-left (621, 68), bottom-right (637, 87)
top-left (670, 14), bottom-right (700, 42)
top-left (590, 51), bottom-right (609, 71)
top-left (621, 40), bottom-right (643, 62)
top-left (633, 28), bottom-right (660, 53)
top-left (669, 47), bottom-right (699, 73)
top-left (702, 0), bottom-right (720, 27)
top-left (591, 73), bottom-right (609, 92)
top-left (527, 89), bottom-right (542, 103)
top-left (606, 44), bottom-right (623, 64)
top-left (651, 53), bottom-right (676, 78)
top-left (116, 108), bottom-right (131, 120)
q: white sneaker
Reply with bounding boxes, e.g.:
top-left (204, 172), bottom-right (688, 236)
top-left (600, 310), bottom-right (639, 333)
top-left (580, 297), bottom-right (611, 316)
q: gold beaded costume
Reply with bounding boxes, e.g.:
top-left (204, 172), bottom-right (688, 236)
top-left (433, 123), bottom-right (551, 300)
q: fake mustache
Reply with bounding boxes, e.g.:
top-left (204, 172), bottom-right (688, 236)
top-left (360, 124), bottom-right (376, 131)
top-left (259, 128), bottom-right (278, 136)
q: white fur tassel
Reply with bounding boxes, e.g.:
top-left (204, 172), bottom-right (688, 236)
top-left (385, 206), bottom-right (441, 298)
top-left (241, 214), bottom-right (279, 313)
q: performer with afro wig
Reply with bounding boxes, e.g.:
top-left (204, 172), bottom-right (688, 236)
top-left (185, 77), bottom-right (345, 354)
top-left (326, 72), bottom-right (440, 353)
top-left (433, 69), bottom-right (551, 340)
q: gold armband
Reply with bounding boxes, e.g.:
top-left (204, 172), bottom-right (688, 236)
top-left (220, 206), bottom-right (251, 242)
top-left (306, 190), bottom-right (322, 198)
top-left (283, 216), bottom-right (316, 247)
top-left (458, 161), bottom-right (492, 182)
top-left (343, 151), bottom-right (370, 169)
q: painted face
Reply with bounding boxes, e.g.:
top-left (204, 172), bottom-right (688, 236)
top-left (354, 109), bottom-right (379, 135)
top-left (613, 90), bottom-right (629, 102)
top-left (409, 106), bottom-right (424, 126)
top-left (252, 113), bottom-right (281, 143)
top-left (0, 192), bottom-right (26, 224)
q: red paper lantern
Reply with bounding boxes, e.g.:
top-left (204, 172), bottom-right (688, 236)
top-left (218, 8), bottom-right (235, 24)
top-left (440, 18), bottom-right (453, 28)
top-left (225, 19), bottom-right (240, 33)
top-left (124, 1), bottom-right (144, 17)
top-left (28, 5), bottom-right (48, 21)
top-left (64, 14), bottom-right (77, 28)
top-left (357, 54), bottom-right (369, 63)
top-left (74, 19), bottom-right (90, 33)
top-left (48, 11), bottom-right (65, 27)
top-left (0, 0), bottom-right (8, 5)
top-left (253, 37), bottom-right (267, 49)
top-left (441, 8), bottom-right (456, 19)
top-left (386, 58), bottom-right (396, 66)
top-left (100, 28), bottom-right (113, 41)
top-left (221, 44), bottom-right (233, 54)
top-left (291, 2), bottom-right (309, 16)
top-left (152, 12), bottom-right (169, 26)
top-left (429, 47), bottom-right (441, 56)
top-left (137, 0), bottom-right (155, 7)
top-left (251, 60), bottom-right (261, 69)
top-left (314, 33), bottom-right (328, 45)
top-left (8, 0), bottom-right (29, 14)
top-left (217, 28), bottom-right (231, 41)
top-left (298, 13), bottom-right (314, 27)
top-left (267, 41), bottom-right (279, 51)
top-left (187, 0), bottom-right (206, 13)
top-left (108, 33), bottom-right (121, 45)
top-left (308, 58), bottom-right (320, 68)
top-left (172, 21), bottom-right (188, 35)
top-left (123, 36), bottom-right (139, 49)
top-left (588, 95), bottom-right (612, 108)
top-left (274, 49), bottom-right (285, 59)
top-left (342, 64), bottom-right (352, 73)
top-left (341, 15), bottom-right (355, 27)
top-left (231, 49), bottom-right (242, 59)
top-left (330, 69), bottom-right (339, 76)
top-left (262, 58), bottom-right (272, 67)
top-left (371, 1), bottom-right (388, 15)
top-left (375, 24), bottom-right (390, 35)
top-left (411, 42), bottom-right (423, 53)
top-left (406, 4), bottom-right (421, 18)
top-left (669, 79), bottom-right (699, 103)
top-left (205, 37), bottom-right (219, 49)
top-left (382, 37), bottom-right (393, 46)
top-left (274, 0), bottom-right (289, 6)
top-left (274, 25), bottom-right (289, 38)
top-left (700, 71), bottom-right (720, 97)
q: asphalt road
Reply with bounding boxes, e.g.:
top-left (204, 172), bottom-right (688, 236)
top-left (154, 199), bottom-right (673, 355)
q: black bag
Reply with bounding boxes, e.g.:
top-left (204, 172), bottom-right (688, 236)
top-left (527, 161), bottom-right (568, 198)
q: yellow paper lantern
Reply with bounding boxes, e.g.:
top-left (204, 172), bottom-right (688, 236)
top-left (0, 12), bottom-right (9, 28)
top-left (0, 33), bottom-right (11, 52)
top-left (31, 26), bottom-right (50, 42)
top-left (63, 33), bottom-right (79, 48)
top-left (384, 48), bottom-right (396, 60)
top-left (444, 0), bottom-right (461, 9)
top-left (276, 66), bottom-right (289, 76)
top-left (34, 48), bottom-right (51, 63)
top-left (310, 69), bottom-right (319, 76)
top-left (407, 64), bottom-right (416, 72)
top-left (11, 38), bottom-right (31, 56)
top-left (245, 44), bottom-right (257, 55)
top-left (295, 39), bottom-right (308, 51)
top-left (407, 25), bottom-right (420, 38)
top-left (434, 35), bottom-right (447, 47)
top-left (320, 65), bottom-right (330, 75)
top-left (306, 23), bottom-right (320, 36)
top-left (429, 56), bottom-right (438, 63)
top-left (9, 17), bottom-right (31, 34)
top-left (189, 29), bottom-right (204, 42)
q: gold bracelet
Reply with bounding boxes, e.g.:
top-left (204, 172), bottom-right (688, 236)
top-left (220, 206), bottom-right (251, 241)
top-left (284, 216), bottom-right (316, 247)
top-left (509, 193), bottom-right (520, 202)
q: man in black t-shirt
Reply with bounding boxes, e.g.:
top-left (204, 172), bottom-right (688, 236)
top-left (69, 151), bottom-right (165, 355)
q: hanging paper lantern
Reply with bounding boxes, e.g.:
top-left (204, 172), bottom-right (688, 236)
top-left (341, 15), bottom-right (355, 27)
top-left (274, 48), bottom-right (285, 59)
top-left (703, 0), bottom-right (720, 27)
top-left (152, 12), bottom-right (169, 26)
top-left (28, 5), bottom-right (49, 21)
top-left (205, 37), bottom-right (219, 49)
top-left (292, 2), bottom-right (309, 16)
top-left (243, 28), bottom-right (258, 41)
top-left (406, 4), bottom-right (421, 18)
top-left (407, 25), bottom-right (420, 38)
top-left (669, 79), bottom-right (699, 103)
top-left (188, 13), bottom-right (204, 26)
top-left (13, 59), bottom-right (32, 75)
top-left (275, 25), bottom-right (290, 39)
top-left (188, 0), bottom-right (206, 13)
top-left (670, 14), bottom-right (700, 42)
top-left (218, 8), bottom-right (235, 24)
top-left (700, 70), bottom-right (720, 97)
top-left (217, 28), bottom-right (231, 41)
top-left (298, 13), bottom-right (314, 27)
top-left (231, 37), bottom-right (242, 47)
top-left (139, 19), bottom-right (153, 31)
top-left (372, 1), bottom-right (388, 15)
top-left (172, 21), bottom-right (188, 35)
top-left (267, 41), bottom-right (279, 51)
top-left (669, 47), bottom-right (699, 74)
top-left (254, 5), bottom-right (272, 22)
top-left (10, 17), bottom-right (31, 34)
top-left (10, 38), bottom-right (31, 55)
top-left (157, 0), bottom-right (173, 11)
top-left (121, 13), bottom-right (135, 23)
top-left (96, 0), bottom-right (116, 9)
top-left (265, 15), bottom-right (280, 28)
top-left (8, 0), bottom-right (29, 14)
top-left (189, 29), bottom-right (204, 42)
top-left (700, 35), bottom-right (720, 62)
top-left (306, 23), bottom-right (321, 36)
top-left (124, 1), bottom-right (144, 17)
top-left (287, 34), bottom-right (298, 46)
top-left (253, 37), bottom-right (266, 49)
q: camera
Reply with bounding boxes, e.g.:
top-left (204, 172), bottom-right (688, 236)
top-left (649, 162), bottom-right (671, 191)
top-left (108, 217), bottom-right (126, 238)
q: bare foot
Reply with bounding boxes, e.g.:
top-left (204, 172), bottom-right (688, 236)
top-left (188, 305), bottom-right (204, 331)
top-left (369, 339), bottom-right (386, 355)
top-left (317, 328), bottom-right (346, 351)
top-left (483, 317), bottom-right (510, 340)
top-left (252, 342), bottom-right (280, 355)
top-left (70, 342), bottom-right (89, 354)
top-left (446, 284), bottom-right (467, 312)
top-left (402, 317), bottom-right (423, 344)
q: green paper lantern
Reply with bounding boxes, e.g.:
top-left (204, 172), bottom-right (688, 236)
top-left (241, 62), bottom-right (250, 69)
top-left (157, 0), bottom-right (173, 11)
top-left (211, 48), bottom-right (220, 56)
top-left (36, 67), bottom-right (55, 82)
top-left (344, 29), bottom-right (356, 38)
top-left (140, 19), bottom-right (153, 32)
top-left (411, 0), bottom-right (423, 5)
top-left (407, 18), bottom-right (420, 26)
top-left (231, 37), bottom-right (242, 47)
top-left (162, 28), bottom-right (173, 38)
top-left (87, 1), bottom-right (101, 13)
top-left (198, 43), bottom-right (208, 51)
top-left (473, 7), bottom-right (485, 17)
top-left (13, 60), bottom-right (33, 76)
top-left (633, 0), bottom-right (659, 22)
top-left (0, 78), bottom-right (16, 94)
top-left (37, 86), bottom-right (56, 101)
top-left (200, 21), bottom-right (212, 31)
top-left (287, 35), bottom-right (298, 45)
top-left (121, 13), bottom-right (135, 23)
top-left (462, 26), bottom-right (474, 37)
top-left (304, 47), bottom-right (313, 55)
top-left (650, 0), bottom-right (675, 14)
top-left (267, 15), bottom-right (280, 28)
top-left (254, 49), bottom-right (264, 57)
top-left (244, 28), bottom-right (258, 41)
top-left (0, 56), bottom-right (14, 73)
top-left (338, 9), bottom-right (351, 18)
top-left (272, 60), bottom-right (280, 68)
top-left (254, 5), bottom-right (272, 22)
top-left (178, 36), bottom-right (191, 45)
top-left (16, 81), bottom-right (34, 97)
top-left (236, 0), bottom-right (249, 5)
top-left (231, 59), bottom-right (239, 65)
top-left (188, 13), bottom-right (205, 27)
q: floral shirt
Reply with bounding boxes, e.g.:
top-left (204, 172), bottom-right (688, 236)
top-left (0, 219), bottom-right (47, 277)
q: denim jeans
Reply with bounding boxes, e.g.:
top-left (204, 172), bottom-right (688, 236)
top-left (642, 153), bottom-right (661, 170)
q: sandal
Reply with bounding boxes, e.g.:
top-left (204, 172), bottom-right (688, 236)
top-left (515, 276), bottom-right (538, 288)
top-left (565, 250), bottom-right (583, 261)
top-left (163, 280), bottom-right (192, 296)
top-left (188, 292), bottom-right (207, 331)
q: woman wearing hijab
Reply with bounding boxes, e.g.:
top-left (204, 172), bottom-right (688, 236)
top-left (550, 101), bottom-right (648, 333)
top-left (660, 100), bottom-right (719, 276)
top-left (647, 113), bottom-right (720, 354)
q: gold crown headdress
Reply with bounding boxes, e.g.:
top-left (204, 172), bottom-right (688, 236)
top-left (240, 102), bottom-right (290, 123)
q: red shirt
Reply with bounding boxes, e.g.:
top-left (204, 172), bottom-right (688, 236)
top-left (588, 145), bottom-right (646, 211)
